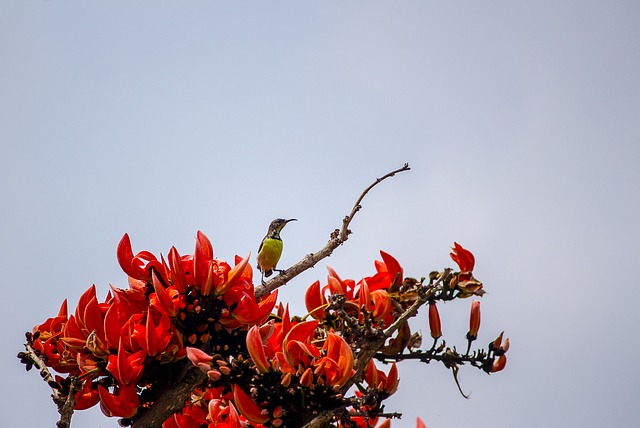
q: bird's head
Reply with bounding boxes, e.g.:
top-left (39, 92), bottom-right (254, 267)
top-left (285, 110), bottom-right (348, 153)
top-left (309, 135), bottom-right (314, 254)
top-left (269, 218), bottom-right (297, 233)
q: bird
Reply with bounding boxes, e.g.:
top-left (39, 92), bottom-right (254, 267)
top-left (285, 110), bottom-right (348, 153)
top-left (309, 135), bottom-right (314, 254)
top-left (257, 218), bottom-right (297, 284)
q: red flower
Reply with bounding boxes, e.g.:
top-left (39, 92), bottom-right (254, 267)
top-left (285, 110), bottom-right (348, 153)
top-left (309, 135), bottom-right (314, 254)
top-left (162, 404), bottom-right (208, 428)
top-left (314, 332), bottom-right (354, 388)
top-left (133, 310), bottom-right (172, 357)
top-left (73, 380), bottom-right (100, 410)
top-left (98, 383), bottom-right (140, 418)
top-left (450, 242), bottom-right (475, 273)
top-left (106, 339), bottom-right (145, 385)
top-left (221, 288), bottom-right (279, 327)
top-left (282, 320), bottom-right (321, 369)
top-left (150, 271), bottom-right (183, 317)
top-left (208, 398), bottom-right (242, 428)
top-left (117, 233), bottom-right (164, 282)
top-left (366, 251), bottom-right (404, 291)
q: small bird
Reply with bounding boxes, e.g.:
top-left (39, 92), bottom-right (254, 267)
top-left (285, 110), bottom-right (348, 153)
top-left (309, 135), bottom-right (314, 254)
top-left (257, 218), bottom-right (297, 284)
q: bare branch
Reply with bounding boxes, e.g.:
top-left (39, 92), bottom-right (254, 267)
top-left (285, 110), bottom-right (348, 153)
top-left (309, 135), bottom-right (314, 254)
top-left (255, 163), bottom-right (410, 299)
top-left (22, 343), bottom-right (80, 428)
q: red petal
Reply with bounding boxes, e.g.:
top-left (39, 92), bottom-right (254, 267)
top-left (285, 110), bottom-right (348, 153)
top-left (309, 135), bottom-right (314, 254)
top-left (246, 325), bottom-right (270, 373)
top-left (232, 384), bottom-right (270, 424)
top-left (305, 280), bottom-right (327, 320)
top-left (117, 234), bottom-right (150, 281)
top-left (168, 246), bottom-right (188, 293)
top-left (217, 252), bottom-right (250, 295)
top-left (194, 230), bottom-right (213, 287)
top-left (380, 251), bottom-right (403, 287)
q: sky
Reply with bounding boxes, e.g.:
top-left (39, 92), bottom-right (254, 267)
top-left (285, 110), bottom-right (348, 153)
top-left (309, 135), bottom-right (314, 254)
top-left (1, 1), bottom-right (639, 427)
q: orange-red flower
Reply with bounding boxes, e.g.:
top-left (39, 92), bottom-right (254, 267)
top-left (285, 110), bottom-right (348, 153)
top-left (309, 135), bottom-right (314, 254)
top-left (106, 339), bottom-right (145, 386)
top-left (313, 332), bottom-right (354, 388)
top-left (365, 251), bottom-right (403, 291)
top-left (282, 320), bottom-right (321, 370)
top-left (450, 242), bottom-right (475, 273)
top-left (98, 383), bottom-right (140, 418)
top-left (363, 359), bottom-right (399, 395)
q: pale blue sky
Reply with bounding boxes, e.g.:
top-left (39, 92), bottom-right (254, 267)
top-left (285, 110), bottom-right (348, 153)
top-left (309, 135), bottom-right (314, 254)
top-left (2, 2), bottom-right (639, 427)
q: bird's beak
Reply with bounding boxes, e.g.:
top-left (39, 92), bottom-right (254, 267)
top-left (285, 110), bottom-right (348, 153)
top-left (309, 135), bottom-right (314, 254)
top-left (286, 218), bottom-right (298, 223)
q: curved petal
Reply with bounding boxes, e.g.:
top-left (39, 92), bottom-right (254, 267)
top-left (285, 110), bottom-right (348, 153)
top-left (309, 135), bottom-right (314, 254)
top-left (232, 384), bottom-right (269, 424)
top-left (246, 325), bottom-right (270, 373)
top-left (194, 230), bottom-right (214, 288)
top-left (117, 234), bottom-right (151, 281)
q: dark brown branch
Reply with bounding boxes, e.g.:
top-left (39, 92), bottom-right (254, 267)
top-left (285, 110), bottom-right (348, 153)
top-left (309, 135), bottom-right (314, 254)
top-left (132, 366), bottom-right (206, 428)
top-left (57, 376), bottom-right (82, 428)
top-left (255, 163), bottom-right (410, 299)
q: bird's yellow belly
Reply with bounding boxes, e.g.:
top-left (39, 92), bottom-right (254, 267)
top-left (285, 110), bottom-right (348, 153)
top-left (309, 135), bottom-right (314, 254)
top-left (257, 238), bottom-right (283, 273)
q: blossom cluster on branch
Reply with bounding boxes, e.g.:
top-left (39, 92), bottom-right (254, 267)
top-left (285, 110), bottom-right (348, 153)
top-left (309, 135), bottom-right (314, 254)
top-left (20, 230), bottom-right (508, 428)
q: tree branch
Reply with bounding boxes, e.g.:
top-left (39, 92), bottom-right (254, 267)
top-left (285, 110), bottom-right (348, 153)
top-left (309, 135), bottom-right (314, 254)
top-left (134, 164), bottom-right (410, 427)
top-left (132, 366), bottom-right (206, 428)
top-left (22, 342), bottom-right (81, 428)
top-left (255, 163), bottom-right (410, 299)
top-left (302, 270), bottom-right (452, 428)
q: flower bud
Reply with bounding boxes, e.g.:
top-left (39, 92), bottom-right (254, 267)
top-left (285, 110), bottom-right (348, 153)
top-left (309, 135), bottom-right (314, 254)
top-left (491, 354), bottom-right (507, 372)
top-left (466, 301), bottom-right (481, 341)
top-left (428, 302), bottom-right (442, 339)
top-left (300, 367), bottom-right (314, 387)
top-left (489, 331), bottom-right (504, 352)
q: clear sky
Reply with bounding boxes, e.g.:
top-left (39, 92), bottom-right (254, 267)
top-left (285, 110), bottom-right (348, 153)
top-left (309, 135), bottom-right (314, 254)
top-left (2, 2), bottom-right (639, 427)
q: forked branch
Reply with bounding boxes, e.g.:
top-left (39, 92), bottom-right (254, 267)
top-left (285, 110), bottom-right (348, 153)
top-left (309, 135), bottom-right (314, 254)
top-left (255, 163), bottom-right (410, 299)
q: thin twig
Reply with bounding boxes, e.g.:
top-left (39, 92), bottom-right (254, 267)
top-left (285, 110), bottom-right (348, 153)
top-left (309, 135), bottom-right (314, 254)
top-left (255, 163), bottom-right (410, 299)
top-left (23, 343), bottom-right (80, 428)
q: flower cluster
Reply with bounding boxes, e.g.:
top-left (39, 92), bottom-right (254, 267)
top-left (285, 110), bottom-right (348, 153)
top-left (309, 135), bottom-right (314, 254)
top-left (23, 232), bottom-right (508, 428)
top-left (28, 231), bottom-right (277, 420)
top-left (169, 252), bottom-right (407, 427)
